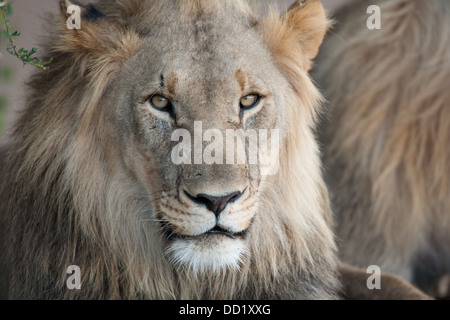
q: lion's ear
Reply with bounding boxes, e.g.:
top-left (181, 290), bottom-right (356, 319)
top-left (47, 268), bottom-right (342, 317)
top-left (57, 0), bottom-right (112, 53)
top-left (60, 0), bottom-right (105, 21)
top-left (260, 0), bottom-right (329, 71)
top-left (55, 0), bottom-right (141, 71)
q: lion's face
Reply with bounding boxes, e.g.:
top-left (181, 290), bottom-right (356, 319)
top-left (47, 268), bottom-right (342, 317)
top-left (108, 5), bottom-right (289, 273)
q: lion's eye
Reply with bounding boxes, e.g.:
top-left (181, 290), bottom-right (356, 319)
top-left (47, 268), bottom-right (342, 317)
top-left (240, 94), bottom-right (261, 110)
top-left (150, 94), bottom-right (171, 111)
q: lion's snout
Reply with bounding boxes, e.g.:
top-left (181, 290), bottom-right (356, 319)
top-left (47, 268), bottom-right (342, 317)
top-left (184, 190), bottom-right (243, 217)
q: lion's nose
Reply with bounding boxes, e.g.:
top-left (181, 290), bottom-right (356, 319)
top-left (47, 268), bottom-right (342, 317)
top-left (186, 191), bottom-right (243, 216)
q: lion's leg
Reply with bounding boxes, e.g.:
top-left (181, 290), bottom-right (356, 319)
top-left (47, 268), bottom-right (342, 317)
top-left (339, 264), bottom-right (431, 300)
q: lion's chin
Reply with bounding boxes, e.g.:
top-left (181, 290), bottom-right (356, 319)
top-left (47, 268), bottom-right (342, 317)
top-left (166, 235), bottom-right (249, 274)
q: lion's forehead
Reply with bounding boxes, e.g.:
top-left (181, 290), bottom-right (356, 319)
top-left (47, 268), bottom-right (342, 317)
top-left (127, 1), bottom-right (262, 65)
top-left (144, 18), bottom-right (264, 66)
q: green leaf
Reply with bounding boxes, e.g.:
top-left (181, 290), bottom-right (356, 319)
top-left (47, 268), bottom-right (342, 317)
top-left (1, 2), bottom-right (53, 70)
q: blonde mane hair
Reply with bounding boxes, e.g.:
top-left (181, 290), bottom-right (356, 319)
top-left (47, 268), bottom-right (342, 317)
top-left (1, 0), bottom-right (340, 299)
top-left (315, 0), bottom-right (450, 290)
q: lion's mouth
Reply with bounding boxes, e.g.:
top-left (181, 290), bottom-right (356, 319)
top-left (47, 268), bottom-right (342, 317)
top-left (162, 223), bottom-right (249, 241)
top-left (204, 226), bottom-right (248, 239)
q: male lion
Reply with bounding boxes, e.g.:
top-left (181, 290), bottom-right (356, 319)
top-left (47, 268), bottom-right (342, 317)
top-left (315, 0), bottom-right (450, 298)
top-left (0, 0), bottom-right (342, 299)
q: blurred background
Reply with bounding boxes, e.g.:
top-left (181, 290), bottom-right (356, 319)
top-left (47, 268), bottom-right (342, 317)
top-left (0, 0), bottom-right (352, 141)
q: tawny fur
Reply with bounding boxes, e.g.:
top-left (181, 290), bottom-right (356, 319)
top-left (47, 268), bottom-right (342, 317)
top-left (0, 0), bottom-right (341, 299)
top-left (315, 0), bottom-right (450, 294)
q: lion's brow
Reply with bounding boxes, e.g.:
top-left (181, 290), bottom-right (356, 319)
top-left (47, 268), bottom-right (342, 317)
top-left (235, 69), bottom-right (248, 92)
top-left (162, 72), bottom-right (179, 95)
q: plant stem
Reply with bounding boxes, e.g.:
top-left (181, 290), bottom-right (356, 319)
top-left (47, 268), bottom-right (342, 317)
top-left (0, 1), bottom-right (52, 70)
top-left (1, 5), bottom-right (20, 61)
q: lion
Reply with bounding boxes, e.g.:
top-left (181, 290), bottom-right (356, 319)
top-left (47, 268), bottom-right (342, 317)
top-left (0, 0), bottom-right (430, 300)
top-left (0, 0), bottom-right (343, 299)
top-left (314, 0), bottom-right (450, 298)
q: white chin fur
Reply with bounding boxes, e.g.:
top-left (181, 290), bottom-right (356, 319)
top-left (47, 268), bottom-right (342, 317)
top-left (167, 236), bottom-right (249, 274)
